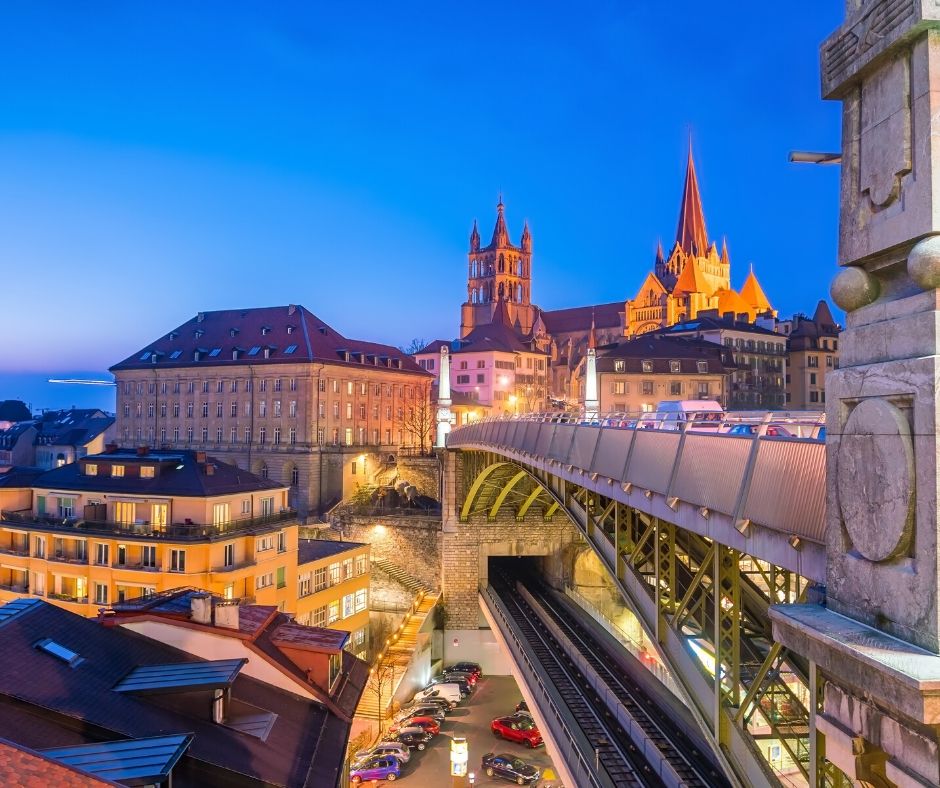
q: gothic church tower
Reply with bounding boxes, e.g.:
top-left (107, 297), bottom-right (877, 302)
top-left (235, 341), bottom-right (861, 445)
top-left (460, 198), bottom-right (536, 338)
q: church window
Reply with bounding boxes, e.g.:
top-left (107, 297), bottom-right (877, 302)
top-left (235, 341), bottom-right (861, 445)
top-left (516, 283), bottom-right (522, 301)
top-left (499, 254), bottom-right (505, 272)
top-left (471, 290), bottom-right (477, 303)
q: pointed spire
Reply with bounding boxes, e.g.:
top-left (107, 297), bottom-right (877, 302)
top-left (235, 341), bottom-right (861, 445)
top-left (521, 220), bottom-right (532, 251)
top-left (720, 237), bottom-right (730, 265)
top-left (588, 310), bottom-right (597, 349)
top-left (469, 219), bottom-right (480, 252)
top-left (675, 141), bottom-right (709, 257)
top-left (655, 239), bottom-right (665, 265)
top-left (813, 299), bottom-right (837, 329)
top-left (491, 196), bottom-right (510, 247)
top-left (740, 267), bottom-right (773, 313)
top-left (672, 259), bottom-right (710, 296)
top-left (492, 294), bottom-right (512, 326)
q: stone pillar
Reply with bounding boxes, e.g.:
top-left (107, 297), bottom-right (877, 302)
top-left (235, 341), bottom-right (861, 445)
top-left (436, 345), bottom-right (452, 448)
top-left (770, 3), bottom-right (940, 786)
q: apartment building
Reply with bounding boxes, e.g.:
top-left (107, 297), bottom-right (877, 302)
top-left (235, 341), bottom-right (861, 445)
top-left (777, 300), bottom-right (841, 410)
top-left (296, 539), bottom-right (370, 659)
top-left (0, 448), bottom-right (299, 616)
top-left (110, 305), bottom-right (433, 517)
top-left (595, 334), bottom-right (734, 413)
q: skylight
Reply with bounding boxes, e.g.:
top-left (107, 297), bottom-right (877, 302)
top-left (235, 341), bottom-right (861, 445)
top-left (36, 638), bottom-right (83, 667)
top-left (139, 351), bottom-right (152, 361)
top-left (284, 344), bottom-right (297, 354)
top-left (209, 348), bottom-right (222, 357)
top-left (248, 346), bottom-right (261, 356)
top-left (170, 350), bottom-right (182, 359)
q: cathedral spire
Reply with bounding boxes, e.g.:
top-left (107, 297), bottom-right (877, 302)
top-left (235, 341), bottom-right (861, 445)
top-left (588, 310), bottom-right (597, 349)
top-left (470, 219), bottom-right (480, 252)
top-left (655, 239), bottom-right (665, 265)
top-left (491, 196), bottom-right (510, 247)
top-left (721, 236), bottom-right (730, 265)
top-left (521, 220), bottom-right (531, 251)
top-left (675, 142), bottom-right (709, 257)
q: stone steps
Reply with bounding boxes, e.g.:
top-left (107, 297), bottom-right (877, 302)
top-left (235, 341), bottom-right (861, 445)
top-left (372, 558), bottom-right (430, 595)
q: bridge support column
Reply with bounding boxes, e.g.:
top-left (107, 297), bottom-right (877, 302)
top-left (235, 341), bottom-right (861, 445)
top-left (772, 4), bottom-right (940, 786)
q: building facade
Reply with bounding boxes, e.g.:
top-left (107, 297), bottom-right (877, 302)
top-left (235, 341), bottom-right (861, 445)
top-left (778, 300), bottom-right (841, 410)
top-left (659, 315), bottom-right (787, 409)
top-left (595, 335), bottom-right (734, 413)
top-left (0, 451), bottom-right (373, 659)
top-left (110, 305), bottom-right (433, 517)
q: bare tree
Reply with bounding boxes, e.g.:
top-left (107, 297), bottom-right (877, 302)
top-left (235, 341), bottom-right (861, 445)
top-left (396, 385), bottom-right (435, 454)
top-left (398, 338), bottom-right (428, 356)
top-left (366, 656), bottom-right (400, 735)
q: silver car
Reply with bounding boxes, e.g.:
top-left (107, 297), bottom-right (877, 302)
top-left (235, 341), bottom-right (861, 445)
top-left (353, 742), bottom-right (411, 765)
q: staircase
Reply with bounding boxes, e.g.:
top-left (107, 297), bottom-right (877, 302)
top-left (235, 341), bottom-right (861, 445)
top-left (372, 558), bottom-right (432, 594)
top-left (356, 591), bottom-right (441, 722)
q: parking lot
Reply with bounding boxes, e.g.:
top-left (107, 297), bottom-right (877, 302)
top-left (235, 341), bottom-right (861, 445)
top-left (363, 675), bottom-right (561, 786)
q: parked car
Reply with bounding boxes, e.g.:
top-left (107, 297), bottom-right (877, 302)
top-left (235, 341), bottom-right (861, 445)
top-left (482, 752), bottom-right (542, 785)
top-left (394, 704), bottom-right (445, 723)
top-left (399, 696), bottom-right (451, 715)
top-left (447, 661), bottom-right (483, 679)
top-left (726, 423), bottom-right (794, 437)
top-left (392, 727), bottom-right (433, 751)
top-left (491, 716), bottom-right (543, 747)
top-left (415, 683), bottom-right (463, 705)
top-left (440, 669), bottom-right (477, 688)
top-left (391, 716), bottom-right (440, 736)
top-left (429, 675), bottom-right (473, 696)
top-left (353, 743), bottom-right (411, 765)
top-left (350, 755), bottom-right (401, 783)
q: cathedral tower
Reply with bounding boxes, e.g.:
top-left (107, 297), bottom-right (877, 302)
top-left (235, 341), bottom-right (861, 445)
top-left (460, 198), bottom-right (536, 338)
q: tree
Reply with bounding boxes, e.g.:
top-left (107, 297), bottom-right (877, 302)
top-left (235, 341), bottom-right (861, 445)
top-left (396, 384), bottom-right (435, 454)
top-left (399, 338), bottom-right (428, 356)
top-left (366, 655), bottom-right (400, 735)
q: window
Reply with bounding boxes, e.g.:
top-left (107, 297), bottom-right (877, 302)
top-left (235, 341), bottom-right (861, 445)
top-left (241, 498), bottom-right (251, 514)
top-left (94, 583), bottom-right (108, 605)
top-left (328, 600), bottom-right (339, 623)
top-left (256, 572), bottom-right (274, 589)
top-left (456, 374), bottom-right (470, 384)
top-left (346, 381), bottom-right (353, 395)
top-left (257, 535), bottom-right (274, 552)
top-left (95, 543), bottom-right (109, 566)
top-left (613, 360), bottom-right (625, 372)
top-left (117, 544), bottom-right (126, 566)
top-left (351, 461), bottom-right (357, 476)
top-left (314, 566), bottom-right (327, 591)
top-left (140, 465), bottom-right (155, 479)
top-left (160, 403), bottom-right (167, 418)
top-left (258, 427), bottom-right (266, 444)
top-left (276, 566), bottom-right (286, 588)
top-left (343, 558), bottom-right (353, 579)
top-left (698, 382), bottom-right (709, 397)
top-left (670, 360), bottom-right (681, 373)
top-left (261, 496), bottom-right (274, 516)
top-left (642, 381), bottom-right (654, 395)
top-left (202, 402), bottom-right (209, 418)
top-left (114, 501), bottom-right (136, 524)
top-left (224, 543), bottom-right (235, 567)
top-left (810, 373), bottom-right (817, 385)
top-left (810, 391), bottom-right (820, 403)
top-left (173, 403), bottom-right (180, 418)
top-left (476, 374), bottom-right (485, 383)
top-left (642, 360), bottom-right (653, 373)
top-left (329, 562), bottom-right (341, 585)
top-left (111, 464), bottom-right (125, 477)
top-left (142, 545), bottom-right (156, 568)
top-left (313, 605), bottom-right (328, 627)
top-left (151, 503), bottom-right (167, 528)
top-left (259, 400), bottom-right (267, 418)
top-left (355, 588), bottom-right (367, 612)
top-left (355, 554), bottom-right (367, 575)
top-left (611, 381), bottom-right (626, 395)
top-left (826, 355), bottom-right (834, 368)
top-left (808, 355), bottom-right (819, 368)
top-left (170, 549), bottom-right (186, 572)
top-left (273, 427), bottom-right (281, 445)
top-left (289, 428), bottom-right (296, 445)
top-left (187, 403), bottom-right (194, 418)
top-left (697, 361), bottom-right (708, 373)
top-left (278, 531), bottom-right (287, 553)
top-left (345, 428), bottom-right (353, 446)
top-left (670, 381), bottom-right (682, 396)
top-left (343, 593), bottom-right (355, 618)
top-left (213, 503), bottom-right (230, 525)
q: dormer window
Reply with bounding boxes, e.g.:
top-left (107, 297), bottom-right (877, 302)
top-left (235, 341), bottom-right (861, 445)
top-left (614, 360), bottom-right (625, 373)
top-left (168, 331), bottom-right (179, 340)
top-left (111, 465), bottom-right (125, 478)
top-left (697, 361), bottom-right (708, 373)
top-left (263, 347), bottom-right (271, 359)
top-left (85, 463), bottom-right (98, 476)
top-left (670, 360), bottom-right (681, 373)
top-left (195, 329), bottom-right (204, 339)
top-left (230, 328), bottom-right (239, 337)
top-left (261, 326), bottom-right (271, 336)
top-left (140, 466), bottom-right (155, 479)
top-left (286, 325), bottom-right (295, 334)
top-left (642, 360), bottom-right (653, 373)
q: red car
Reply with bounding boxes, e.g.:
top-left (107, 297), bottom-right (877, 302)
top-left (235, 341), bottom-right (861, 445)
top-left (491, 716), bottom-right (543, 748)
top-left (391, 716), bottom-right (440, 736)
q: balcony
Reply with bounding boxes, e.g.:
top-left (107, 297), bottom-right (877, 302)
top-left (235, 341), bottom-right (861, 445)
top-left (0, 583), bottom-right (28, 593)
top-left (47, 592), bottom-right (88, 605)
top-left (49, 553), bottom-right (89, 566)
top-left (113, 562), bottom-right (160, 572)
top-left (0, 546), bottom-right (29, 557)
top-left (0, 509), bottom-right (298, 542)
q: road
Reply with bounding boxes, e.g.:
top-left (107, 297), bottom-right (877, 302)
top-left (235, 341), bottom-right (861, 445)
top-left (385, 675), bottom-right (561, 787)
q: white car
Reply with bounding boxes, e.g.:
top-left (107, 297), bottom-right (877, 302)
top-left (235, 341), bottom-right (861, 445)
top-left (353, 742), bottom-right (411, 765)
top-left (413, 684), bottom-right (461, 707)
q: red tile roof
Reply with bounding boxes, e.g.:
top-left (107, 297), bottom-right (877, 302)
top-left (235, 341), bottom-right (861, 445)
top-left (110, 304), bottom-right (431, 377)
top-left (0, 739), bottom-right (118, 787)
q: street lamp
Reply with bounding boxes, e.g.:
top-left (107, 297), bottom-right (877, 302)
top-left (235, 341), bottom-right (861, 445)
top-left (788, 150), bottom-right (841, 165)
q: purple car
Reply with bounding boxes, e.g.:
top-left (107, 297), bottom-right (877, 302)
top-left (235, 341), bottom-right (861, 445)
top-left (350, 754), bottom-right (401, 783)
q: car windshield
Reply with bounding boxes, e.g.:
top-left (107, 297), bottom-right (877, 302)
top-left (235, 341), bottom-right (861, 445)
top-left (512, 759), bottom-right (526, 769)
top-left (693, 412), bottom-right (722, 421)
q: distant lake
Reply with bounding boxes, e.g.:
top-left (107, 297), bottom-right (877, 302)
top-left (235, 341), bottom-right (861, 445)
top-left (0, 371), bottom-right (115, 414)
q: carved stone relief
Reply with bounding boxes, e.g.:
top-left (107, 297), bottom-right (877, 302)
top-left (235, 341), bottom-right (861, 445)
top-left (860, 53), bottom-right (911, 209)
top-left (837, 397), bottom-right (914, 562)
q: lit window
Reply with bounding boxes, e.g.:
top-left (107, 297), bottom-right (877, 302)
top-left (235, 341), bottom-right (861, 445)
top-left (111, 465), bottom-right (125, 477)
top-left (85, 463), bottom-right (98, 476)
top-left (140, 466), bottom-right (155, 479)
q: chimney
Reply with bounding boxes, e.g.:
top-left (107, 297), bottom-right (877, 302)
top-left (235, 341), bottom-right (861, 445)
top-left (288, 304), bottom-right (297, 315)
top-left (136, 445), bottom-right (149, 456)
top-left (215, 602), bottom-right (240, 630)
top-left (191, 592), bottom-right (212, 625)
top-left (197, 312), bottom-right (206, 322)
top-left (105, 442), bottom-right (119, 453)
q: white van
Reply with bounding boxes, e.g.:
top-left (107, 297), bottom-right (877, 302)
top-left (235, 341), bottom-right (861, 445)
top-left (414, 684), bottom-right (462, 708)
top-left (653, 400), bottom-right (724, 432)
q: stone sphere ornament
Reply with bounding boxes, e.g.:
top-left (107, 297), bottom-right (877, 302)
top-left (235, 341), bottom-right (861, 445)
top-left (830, 265), bottom-right (880, 312)
top-left (907, 235), bottom-right (940, 291)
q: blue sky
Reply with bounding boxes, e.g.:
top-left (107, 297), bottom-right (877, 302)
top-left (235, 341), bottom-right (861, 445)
top-left (0, 2), bottom-right (843, 409)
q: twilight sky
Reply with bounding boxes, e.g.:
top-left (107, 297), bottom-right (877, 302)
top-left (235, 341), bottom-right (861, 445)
top-left (0, 1), bottom-right (843, 407)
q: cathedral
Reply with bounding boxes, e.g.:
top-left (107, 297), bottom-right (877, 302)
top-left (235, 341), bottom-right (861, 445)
top-left (624, 147), bottom-right (775, 336)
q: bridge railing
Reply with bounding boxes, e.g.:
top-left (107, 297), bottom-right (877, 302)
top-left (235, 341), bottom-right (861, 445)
top-left (449, 409), bottom-right (827, 546)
